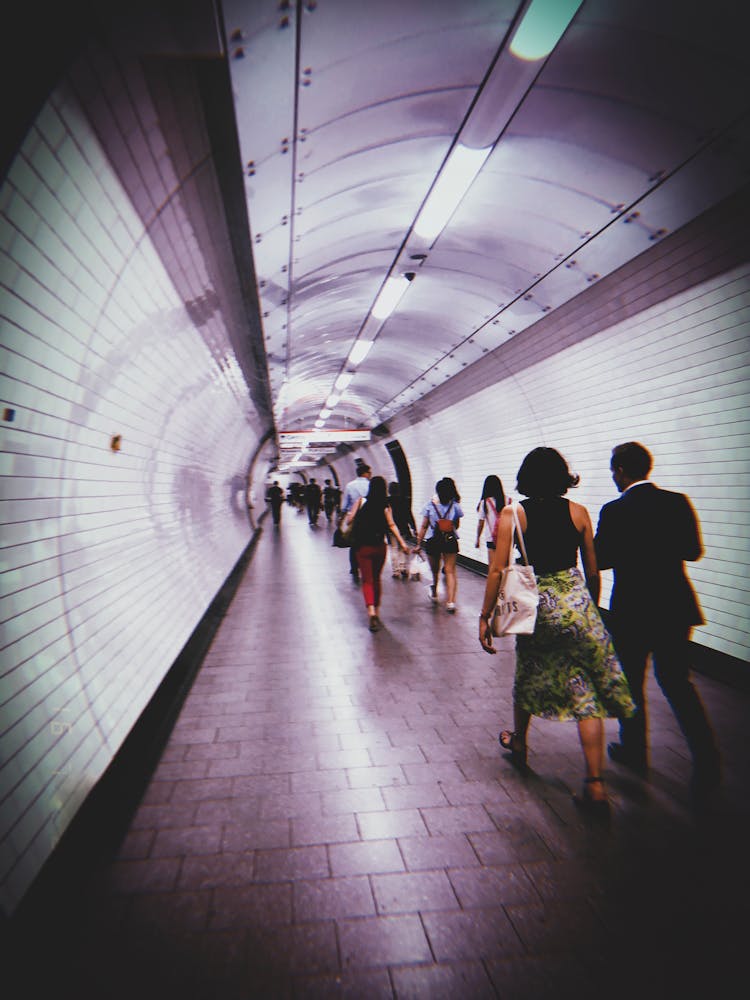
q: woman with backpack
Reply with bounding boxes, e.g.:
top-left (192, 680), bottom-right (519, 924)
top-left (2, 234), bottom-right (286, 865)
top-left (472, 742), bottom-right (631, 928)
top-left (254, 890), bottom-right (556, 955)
top-left (475, 474), bottom-right (506, 556)
top-left (342, 475), bottom-right (410, 631)
top-left (415, 477), bottom-right (464, 613)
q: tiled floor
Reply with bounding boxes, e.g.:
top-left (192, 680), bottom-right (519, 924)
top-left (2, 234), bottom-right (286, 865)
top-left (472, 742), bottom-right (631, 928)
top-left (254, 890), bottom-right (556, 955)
top-left (8, 509), bottom-right (750, 998)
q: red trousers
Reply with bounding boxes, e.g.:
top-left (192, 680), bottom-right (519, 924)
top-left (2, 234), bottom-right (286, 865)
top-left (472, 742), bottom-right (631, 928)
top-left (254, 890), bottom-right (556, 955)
top-left (355, 544), bottom-right (386, 608)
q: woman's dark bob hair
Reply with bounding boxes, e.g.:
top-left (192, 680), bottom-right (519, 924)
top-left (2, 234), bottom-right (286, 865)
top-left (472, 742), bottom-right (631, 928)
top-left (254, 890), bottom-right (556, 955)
top-left (516, 447), bottom-right (580, 497)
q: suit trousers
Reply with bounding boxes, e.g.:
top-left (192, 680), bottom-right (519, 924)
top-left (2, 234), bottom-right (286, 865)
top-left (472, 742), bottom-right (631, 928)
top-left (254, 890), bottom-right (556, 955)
top-left (612, 625), bottom-right (718, 768)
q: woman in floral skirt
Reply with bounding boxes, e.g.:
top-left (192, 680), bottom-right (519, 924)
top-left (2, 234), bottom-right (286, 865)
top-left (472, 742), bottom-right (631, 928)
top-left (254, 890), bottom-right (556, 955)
top-left (478, 447), bottom-right (635, 816)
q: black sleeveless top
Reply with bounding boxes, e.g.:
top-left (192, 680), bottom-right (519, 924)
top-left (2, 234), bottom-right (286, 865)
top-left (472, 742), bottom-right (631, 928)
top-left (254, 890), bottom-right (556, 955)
top-left (353, 500), bottom-right (388, 547)
top-left (519, 498), bottom-right (580, 573)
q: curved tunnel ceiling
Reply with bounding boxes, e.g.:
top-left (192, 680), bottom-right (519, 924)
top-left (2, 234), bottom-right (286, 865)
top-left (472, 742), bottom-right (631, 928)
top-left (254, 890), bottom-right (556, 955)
top-left (221, 0), bottom-right (750, 468)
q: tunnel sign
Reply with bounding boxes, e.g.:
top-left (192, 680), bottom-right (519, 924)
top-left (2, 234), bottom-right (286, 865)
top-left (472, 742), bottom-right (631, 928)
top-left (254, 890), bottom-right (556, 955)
top-left (278, 429), bottom-right (371, 447)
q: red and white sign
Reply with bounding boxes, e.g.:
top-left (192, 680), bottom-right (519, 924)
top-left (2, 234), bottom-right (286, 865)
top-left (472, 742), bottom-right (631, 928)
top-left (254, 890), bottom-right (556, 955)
top-left (278, 429), bottom-right (371, 447)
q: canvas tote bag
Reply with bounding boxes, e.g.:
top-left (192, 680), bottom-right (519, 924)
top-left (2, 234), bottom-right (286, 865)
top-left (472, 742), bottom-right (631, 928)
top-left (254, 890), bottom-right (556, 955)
top-left (491, 501), bottom-right (539, 636)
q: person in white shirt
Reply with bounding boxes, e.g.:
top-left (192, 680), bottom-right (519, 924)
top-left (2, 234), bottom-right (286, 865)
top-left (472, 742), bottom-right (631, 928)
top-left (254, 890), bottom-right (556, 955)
top-left (340, 463), bottom-right (371, 581)
top-left (475, 474), bottom-right (506, 555)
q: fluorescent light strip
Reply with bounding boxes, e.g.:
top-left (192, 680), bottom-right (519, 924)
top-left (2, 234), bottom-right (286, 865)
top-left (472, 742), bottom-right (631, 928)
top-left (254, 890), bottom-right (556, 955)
top-left (348, 339), bottom-right (374, 365)
top-left (510, 0), bottom-right (583, 61)
top-left (372, 275), bottom-right (411, 320)
top-left (334, 372), bottom-right (354, 392)
top-left (413, 143), bottom-right (492, 241)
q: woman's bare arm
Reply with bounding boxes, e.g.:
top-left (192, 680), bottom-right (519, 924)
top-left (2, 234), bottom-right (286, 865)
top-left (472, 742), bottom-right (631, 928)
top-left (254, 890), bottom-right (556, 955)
top-left (385, 508), bottom-right (409, 551)
top-left (571, 501), bottom-right (600, 604)
top-left (414, 515), bottom-right (430, 551)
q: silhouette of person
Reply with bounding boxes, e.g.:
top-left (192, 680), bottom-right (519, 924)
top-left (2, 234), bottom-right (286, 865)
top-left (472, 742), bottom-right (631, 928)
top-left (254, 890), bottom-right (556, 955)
top-left (288, 482), bottom-right (304, 510)
top-left (304, 478), bottom-right (322, 526)
top-left (595, 441), bottom-right (721, 802)
top-left (323, 479), bottom-right (338, 523)
top-left (265, 480), bottom-right (285, 527)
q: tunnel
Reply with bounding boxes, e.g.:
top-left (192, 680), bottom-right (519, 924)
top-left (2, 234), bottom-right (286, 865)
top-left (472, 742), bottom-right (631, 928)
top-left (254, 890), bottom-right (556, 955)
top-left (1, 1), bottom-right (749, 996)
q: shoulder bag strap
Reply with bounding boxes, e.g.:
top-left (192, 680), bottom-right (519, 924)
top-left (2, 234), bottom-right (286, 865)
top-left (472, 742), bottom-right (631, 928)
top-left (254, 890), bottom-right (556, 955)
top-left (345, 496), bottom-right (364, 527)
top-left (433, 500), bottom-right (456, 525)
top-left (510, 501), bottom-right (531, 566)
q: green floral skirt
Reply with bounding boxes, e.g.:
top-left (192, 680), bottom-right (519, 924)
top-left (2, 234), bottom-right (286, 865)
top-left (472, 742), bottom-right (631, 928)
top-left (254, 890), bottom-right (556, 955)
top-left (515, 568), bottom-right (636, 721)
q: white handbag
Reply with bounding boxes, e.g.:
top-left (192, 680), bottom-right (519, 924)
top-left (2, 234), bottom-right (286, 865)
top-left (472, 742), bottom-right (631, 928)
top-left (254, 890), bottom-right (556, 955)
top-left (491, 502), bottom-right (539, 637)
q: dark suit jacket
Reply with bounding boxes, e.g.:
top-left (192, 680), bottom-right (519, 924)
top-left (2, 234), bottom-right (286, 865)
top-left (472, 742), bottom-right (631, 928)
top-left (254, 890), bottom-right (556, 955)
top-left (595, 482), bottom-right (704, 633)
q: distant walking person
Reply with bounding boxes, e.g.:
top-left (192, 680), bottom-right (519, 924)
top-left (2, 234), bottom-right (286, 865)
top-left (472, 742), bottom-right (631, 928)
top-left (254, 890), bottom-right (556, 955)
top-left (595, 441), bottom-right (720, 802)
top-left (479, 447), bottom-right (635, 817)
top-left (265, 481), bottom-right (285, 527)
top-left (340, 463), bottom-right (372, 582)
top-left (475, 474), bottom-right (506, 554)
top-left (387, 481), bottom-right (416, 579)
top-left (415, 477), bottom-right (463, 612)
top-left (288, 482), bottom-right (304, 511)
top-left (305, 478), bottom-right (322, 526)
top-left (323, 479), bottom-right (338, 523)
top-left (342, 476), bottom-right (410, 631)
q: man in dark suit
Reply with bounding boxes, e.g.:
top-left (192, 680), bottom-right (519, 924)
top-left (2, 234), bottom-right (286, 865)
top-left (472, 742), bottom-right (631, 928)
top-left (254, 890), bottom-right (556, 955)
top-left (304, 477), bottom-right (322, 526)
top-left (595, 442), bottom-right (720, 801)
top-left (265, 480), bottom-right (285, 526)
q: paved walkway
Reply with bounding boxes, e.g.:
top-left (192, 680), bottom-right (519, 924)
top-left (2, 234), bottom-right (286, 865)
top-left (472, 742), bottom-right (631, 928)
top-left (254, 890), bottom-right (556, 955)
top-left (8, 508), bottom-right (750, 998)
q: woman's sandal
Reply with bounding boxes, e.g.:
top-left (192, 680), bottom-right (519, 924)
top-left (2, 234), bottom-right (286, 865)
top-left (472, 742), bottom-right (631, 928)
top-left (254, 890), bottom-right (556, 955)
top-left (498, 730), bottom-right (528, 769)
top-left (573, 777), bottom-right (611, 819)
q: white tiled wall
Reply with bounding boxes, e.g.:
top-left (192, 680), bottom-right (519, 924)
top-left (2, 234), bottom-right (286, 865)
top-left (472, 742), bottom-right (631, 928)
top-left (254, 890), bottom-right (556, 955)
top-left (0, 87), bottom-right (268, 915)
top-left (334, 263), bottom-right (750, 665)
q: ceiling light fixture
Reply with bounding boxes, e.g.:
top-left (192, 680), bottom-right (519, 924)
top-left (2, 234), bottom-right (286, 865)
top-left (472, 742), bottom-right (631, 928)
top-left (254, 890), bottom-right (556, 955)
top-left (371, 273), bottom-right (414, 320)
top-left (348, 339), bottom-right (374, 365)
top-left (510, 0), bottom-right (583, 61)
top-left (413, 144), bottom-right (492, 241)
top-left (409, 0), bottom-right (582, 248)
top-left (308, 0), bottom-right (583, 436)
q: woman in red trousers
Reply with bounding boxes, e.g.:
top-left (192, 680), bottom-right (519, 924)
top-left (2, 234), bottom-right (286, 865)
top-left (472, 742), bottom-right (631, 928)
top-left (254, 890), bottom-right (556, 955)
top-left (343, 475), bottom-right (410, 631)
